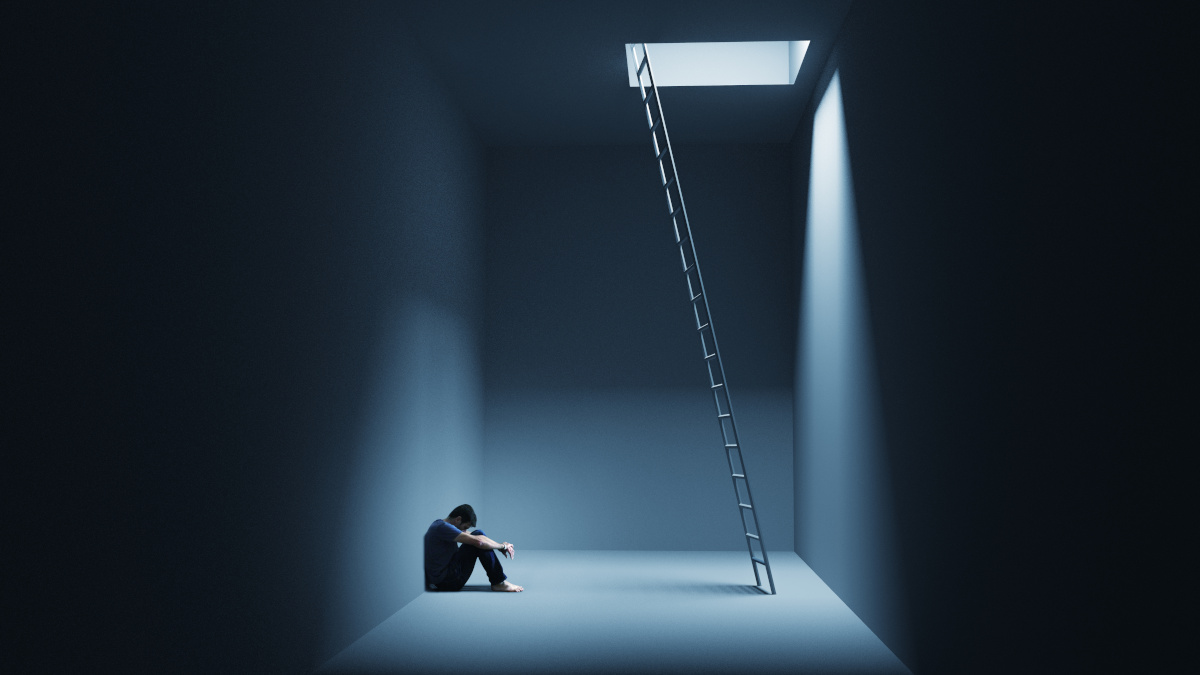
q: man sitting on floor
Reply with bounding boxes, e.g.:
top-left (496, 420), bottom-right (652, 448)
top-left (424, 504), bottom-right (523, 592)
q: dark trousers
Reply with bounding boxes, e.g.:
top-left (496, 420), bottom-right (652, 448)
top-left (434, 529), bottom-right (507, 591)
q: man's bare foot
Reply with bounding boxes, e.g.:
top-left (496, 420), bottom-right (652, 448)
top-left (491, 581), bottom-right (523, 592)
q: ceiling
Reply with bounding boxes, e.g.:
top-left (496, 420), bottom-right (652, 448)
top-left (400, 0), bottom-right (854, 146)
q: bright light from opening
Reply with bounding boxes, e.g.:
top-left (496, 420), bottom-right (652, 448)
top-left (626, 41), bottom-right (809, 87)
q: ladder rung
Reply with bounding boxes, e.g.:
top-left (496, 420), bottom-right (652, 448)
top-left (642, 87), bottom-right (655, 103)
top-left (746, 533), bottom-right (760, 540)
top-left (725, 443), bottom-right (738, 448)
top-left (684, 262), bottom-right (695, 273)
top-left (738, 503), bottom-right (752, 509)
top-left (732, 473), bottom-right (745, 478)
top-left (697, 323), bottom-right (710, 332)
top-left (704, 353), bottom-right (717, 360)
top-left (717, 413), bottom-right (730, 418)
top-left (637, 55), bottom-right (648, 75)
top-left (752, 557), bottom-right (765, 565)
top-left (670, 205), bottom-right (683, 218)
top-left (690, 292), bottom-right (702, 302)
top-left (650, 118), bottom-right (662, 133)
top-left (656, 147), bottom-right (668, 161)
top-left (664, 176), bottom-right (676, 191)
top-left (711, 383), bottom-right (724, 389)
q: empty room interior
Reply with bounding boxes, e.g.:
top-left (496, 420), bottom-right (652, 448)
top-left (319, 2), bottom-right (912, 672)
top-left (15, 1), bottom-right (1182, 674)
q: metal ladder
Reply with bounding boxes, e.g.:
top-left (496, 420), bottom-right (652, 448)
top-left (631, 43), bottom-right (776, 595)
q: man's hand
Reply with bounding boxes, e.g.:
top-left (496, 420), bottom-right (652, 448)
top-left (466, 532), bottom-right (516, 559)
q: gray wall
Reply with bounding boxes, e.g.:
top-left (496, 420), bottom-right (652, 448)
top-left (789, 6), bottom-right (1019, 671)
top-left (789, 2), bottom-right (1185, 673)
top-left (322, 27), bottom-right (485, 665)
top-left (794, 67), bottom-right (907, 663)
top-left (13, 6), bottom-right (484, 672)
top-left (482, 144), bottom-right (795, 551)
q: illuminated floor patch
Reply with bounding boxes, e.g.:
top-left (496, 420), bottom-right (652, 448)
top-left (319, 551), bottom-right (910, 674)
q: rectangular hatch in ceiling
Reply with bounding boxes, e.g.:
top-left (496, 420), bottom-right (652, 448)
top-left (625, 41), bottom-right (810, 87)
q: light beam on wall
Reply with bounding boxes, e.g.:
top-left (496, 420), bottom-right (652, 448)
top-left (325, 298), bottom-right (483, 661)
top-left (625, 41), bottom-right (809, 87)
top-left (796, 71), bottom-right (908, 662)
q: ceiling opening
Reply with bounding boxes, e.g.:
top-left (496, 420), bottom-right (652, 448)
top-left (625, 41), bottom-right (810, 87)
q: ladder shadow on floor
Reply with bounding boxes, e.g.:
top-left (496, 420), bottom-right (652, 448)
top-left (621, 581), bottom-right (764, 596)
top-left (432, 583), bottom-right (763, 595)
top-left (450, 582), bottom-right (763, 595)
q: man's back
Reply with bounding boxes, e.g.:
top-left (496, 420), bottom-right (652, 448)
top-left (424, 519), bottom-right (463, 586)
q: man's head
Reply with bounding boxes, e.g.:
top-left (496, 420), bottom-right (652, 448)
top-left (446, 504), bottom-right (476, 531)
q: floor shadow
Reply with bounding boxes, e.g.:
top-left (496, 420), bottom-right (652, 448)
top-left (626, 581), bottom-right (763, 595)
top-left (430, 583), bottom-right (761, 595)
top-left (426, 585), bottom-right (496, 592)
top-left (425, 584), bottom-right (496, 593)
top-left (681, 583), bottom-right (762, 596)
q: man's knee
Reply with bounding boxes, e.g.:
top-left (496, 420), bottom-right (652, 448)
top-left (472, 529), bottom-right (487, 538)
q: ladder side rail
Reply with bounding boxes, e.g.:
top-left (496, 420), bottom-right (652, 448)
top-left (643, 45), bottom-right (737, 442)
top-left (735, 445), bottom-right (776, 593)
top-left (729, 472), bottom-right (763, 587)
top-left (639, 44), bottom-right (775, 595)
top-left (642, 45), bottom-right (740, 447)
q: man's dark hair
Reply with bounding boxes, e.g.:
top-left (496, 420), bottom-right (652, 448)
top-left (448, 504), bottom-right (476, 528)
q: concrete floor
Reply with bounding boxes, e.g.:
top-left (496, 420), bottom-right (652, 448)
top-left (319, 551), bottom-right (910, 674)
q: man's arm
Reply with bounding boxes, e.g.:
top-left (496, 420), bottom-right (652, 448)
top-left (454, 532), bottom-right (515, 559)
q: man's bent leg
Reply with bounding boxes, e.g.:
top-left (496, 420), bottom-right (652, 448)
top-left (432, 555), bottom-right (473, 591)
top-left (466, 529), bottom-right (508, 586)
top-left (435, 530), bottom-right (507, 590)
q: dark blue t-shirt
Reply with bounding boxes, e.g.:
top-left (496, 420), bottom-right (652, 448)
top-left (424, 519), bottom-right (465, 585)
